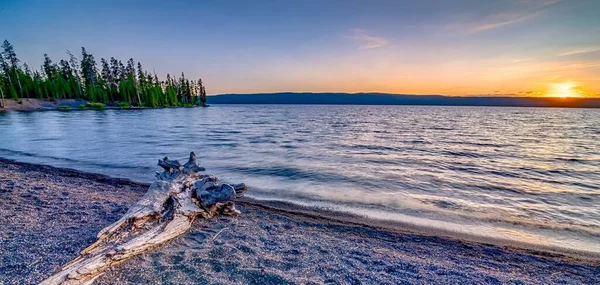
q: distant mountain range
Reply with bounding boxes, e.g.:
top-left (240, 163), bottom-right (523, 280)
top-left (208, 93), bottom-right (600, 108)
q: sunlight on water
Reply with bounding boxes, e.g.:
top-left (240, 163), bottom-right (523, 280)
top-left (0, 105), bottom-right (599, 254)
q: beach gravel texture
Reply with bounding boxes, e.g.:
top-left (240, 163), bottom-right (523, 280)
top-left (0, 159), bottom-right (599, 284)
top-left (0, 159), bottom-right (146, 284)
top-left (97, 205), bottom-right (600, 285)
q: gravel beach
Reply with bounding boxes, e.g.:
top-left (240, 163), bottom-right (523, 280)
top-left (1, 158), bottom-right (598, 284)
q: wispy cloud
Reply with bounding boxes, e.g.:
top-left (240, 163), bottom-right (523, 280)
top-left (344, 29), bottom-right (388, 49)
top-left (557, 47), bottom-right (600, 56)
top-left (471, 12), bottom-right (537, 32)
top-left (468, 0), bottom-right (561, 33)
top-left (515, 0), bottom-right (562, 6)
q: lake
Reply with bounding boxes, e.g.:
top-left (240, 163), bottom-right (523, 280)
top-left (1, 105), bottom-right (599, 254)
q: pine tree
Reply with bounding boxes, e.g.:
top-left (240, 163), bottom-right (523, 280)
top-left (22, 63), bottom-right (32, 97)
top-left (100, 58), bottom-right (113, 101)
top-left (33, 71), bottom-right (43, 99)
top-left (0, 39), bottom-right (208, 107)
top-left (2, 40), bottom-right (22, 96)
top-left (198, 79), bottom-right (206, 105)
top-left (42, 54), bottom-right (57, 98)
top-left (66, 50), bottom-right (83, 97)
top-left (81, 47), bottom-right (98, 101)
top-left (0, 50), bottom-right (16, 99)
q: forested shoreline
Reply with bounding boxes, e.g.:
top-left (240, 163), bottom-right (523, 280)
top-left (0, 40), bottom-right (207, 109)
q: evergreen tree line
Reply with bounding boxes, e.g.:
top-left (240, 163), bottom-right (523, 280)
top-left (0, 40), bottom-right (207, 107)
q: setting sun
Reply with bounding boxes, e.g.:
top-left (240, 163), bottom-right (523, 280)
top-left (547, 82), bottom-right (579, 98)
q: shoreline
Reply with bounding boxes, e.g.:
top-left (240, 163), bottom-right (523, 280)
top-left (240, 197), bottom-right (600, 264)
top-left (1, 157), bottom-right (599, 284)
top-left (0, 98), bottom-right (207, 112)
top-left (1, 156), bottom-right (599, 265)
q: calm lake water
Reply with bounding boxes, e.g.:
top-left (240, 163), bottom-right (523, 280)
top-left (1, 105), bottom-right (599, 254)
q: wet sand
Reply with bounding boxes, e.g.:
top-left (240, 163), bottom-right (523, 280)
top-left (0, 158), bottom-right (598, 284)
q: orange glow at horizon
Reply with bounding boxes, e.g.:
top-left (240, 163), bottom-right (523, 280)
top-left (544, 82), bottom-right (592, 98)
top-left (212, 51), bottom-right (600, 97)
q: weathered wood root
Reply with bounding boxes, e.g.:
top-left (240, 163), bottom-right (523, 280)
top-left (41, 152), bottom-right (246, 285)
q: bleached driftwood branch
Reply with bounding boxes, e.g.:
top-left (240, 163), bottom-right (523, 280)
top-left (41, 152), bottom-right (246, 285)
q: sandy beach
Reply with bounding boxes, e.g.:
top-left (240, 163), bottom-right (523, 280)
top-left (0, 158), bottom-right (599, 284)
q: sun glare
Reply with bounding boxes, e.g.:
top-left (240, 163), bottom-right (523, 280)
top-left (546, 82), bottom-right (578, 98)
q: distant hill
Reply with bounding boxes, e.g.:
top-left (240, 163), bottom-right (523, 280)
top-left (208, 93), bottom-right (600, 108)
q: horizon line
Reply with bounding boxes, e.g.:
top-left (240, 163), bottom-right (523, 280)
top-left (208, 92), bottom-right (600, 99)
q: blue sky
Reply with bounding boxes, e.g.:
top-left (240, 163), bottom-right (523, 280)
top-left (1, 0), bottom-right (599, 96)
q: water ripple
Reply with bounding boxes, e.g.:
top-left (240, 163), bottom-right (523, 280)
top-left (1, 105), bottom-right (599, 253)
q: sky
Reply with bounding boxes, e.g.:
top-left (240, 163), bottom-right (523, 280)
top-left (1, 0), bottom-right (600, 97)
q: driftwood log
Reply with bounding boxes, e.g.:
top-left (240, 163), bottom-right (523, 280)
top-left (41, 152), bottom-right (246, 285)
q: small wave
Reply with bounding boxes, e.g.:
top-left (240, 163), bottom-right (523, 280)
top-left (331, 123), bottom-right (348, 128)
top-left (347, 144), bottom-right (400, 152)
top-left (0, 148), bottom-right (153, 172)
top-left (556, 157), bottom-right (584, 163)
top-left (372, 130), bottom-right (391, 134)
top-left (421, 199), bottom-right (465, 211)
top-left (442, 150), bottom-right (486, 158)
top-left (569, 181), bottom-right (600, 191)
top-left (248, 139), bottom-right (278, 144)
top-left (475, 184), bottom-right (525, 195)
top-left (518, 166), bottom-right (580, 179)
top-left (444, 165), bottom-right (482, 175)
top-left (460, 141), bottom-right (513, 148)
top-left (296, 130), bottom-right (313, 134)
top-left (480, 215), bottom-right (600, 239)
top-left (404, 140), bottom-right (431, 144)
top-left (30, 137), bottom-right (60, 142)
top-left (554, 157), bottom-right (598, 166)
top-left (486, 170), bottom-right (522, 179)
top-left (205, 142), bottom-right (240, 148)
top-left (247, 190), bottom-right (600, 255)
top-left (223, 165), bottom-right (386, 190)
top-left (203, 135), bottom-right (235, 142)
top-left (0, 148), bottom-right (81, 164)
top-left (210, 130), bottom-right (243, 134)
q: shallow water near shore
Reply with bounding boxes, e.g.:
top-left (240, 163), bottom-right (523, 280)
top-left (1, 105), bottom-right (599, 255)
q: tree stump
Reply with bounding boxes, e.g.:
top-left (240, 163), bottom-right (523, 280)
top-left (41, 152), bottom-right (247, 285)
